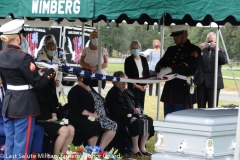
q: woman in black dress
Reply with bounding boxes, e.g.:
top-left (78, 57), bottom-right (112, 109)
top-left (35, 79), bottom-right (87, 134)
top-left (35, 79), bottom-right (74, 156)
top-left (105, 71), bottom-right (154, 156)
top-left (68, 72), bottom-right (117, 151)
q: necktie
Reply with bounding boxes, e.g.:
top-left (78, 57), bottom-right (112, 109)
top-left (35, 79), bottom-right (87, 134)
top-left (208, 49), bottom-right (212, 59)
top-left (0, 86), bottom-right (4, 102)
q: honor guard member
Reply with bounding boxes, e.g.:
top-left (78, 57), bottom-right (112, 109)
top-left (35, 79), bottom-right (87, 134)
top-left (155, 25), bottom-right (201, 117)
top-left (0, 19), bottom-right (56, 160)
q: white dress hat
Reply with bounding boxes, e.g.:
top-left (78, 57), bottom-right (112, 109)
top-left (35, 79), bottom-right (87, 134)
top-left (170, 25), bottom-right (188, 37)
top-left (0, 19), bottom-right (24, 35)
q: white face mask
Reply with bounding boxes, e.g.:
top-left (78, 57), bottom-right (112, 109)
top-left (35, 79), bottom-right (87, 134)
top-left (91, 38), bottom-right (98, 46)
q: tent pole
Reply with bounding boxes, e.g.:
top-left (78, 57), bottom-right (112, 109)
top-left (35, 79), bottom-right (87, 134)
top-left (97, 21), bottom-right (102, 94)
top-left (219, 29), bottom-right (240, 96)
top-left (213, 28), bottom-right (219, 108)
top-left (219, 29), bottom-right (240, 160)
top-left (218, 29), bottom-right (240, 160)
top-left (82, 22), bottom-right (85, 50)
top-left (156, 15), bottom-right (165, 121)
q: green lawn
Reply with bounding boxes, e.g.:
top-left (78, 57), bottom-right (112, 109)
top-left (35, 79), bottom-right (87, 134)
top-left (107, 64), bottom-right (124, 76)
top-left (107, 63), bottom-right (240, 92)
top-left (60, 62), bottom-right (240, 160)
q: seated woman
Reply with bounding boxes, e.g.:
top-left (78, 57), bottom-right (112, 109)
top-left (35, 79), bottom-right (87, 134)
top-left (105, 71), bottom-right (154, 156)
top-left (68, 70), bottom-right (117, 151)
top-left (35, 78), bottom-right (74, 156)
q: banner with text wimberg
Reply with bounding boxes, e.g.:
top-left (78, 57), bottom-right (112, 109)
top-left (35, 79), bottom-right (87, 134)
top-left (20, 0), bottom-right (94, 19)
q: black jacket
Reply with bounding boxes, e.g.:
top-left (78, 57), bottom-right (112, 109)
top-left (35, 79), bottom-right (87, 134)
top-left (155, 40), bottom-right (201, 105)
top-left (194, 47), bottom-right (227, 89)
top-left (68, 85), bottom-right (104, 130)
top-left (0, 45), bottom-right (55, 117)
top-left (124, 55), bottom-right (150, 90)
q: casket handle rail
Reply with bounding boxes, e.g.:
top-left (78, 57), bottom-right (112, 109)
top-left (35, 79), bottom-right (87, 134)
top-left (230, 140), bottom-right (236, 151)
top-left (177, 140), bottom-right (188, 154)
top-left (203, 139), bottom-right (214, 159)
top-left (154, 133), bottom-right (165, 152)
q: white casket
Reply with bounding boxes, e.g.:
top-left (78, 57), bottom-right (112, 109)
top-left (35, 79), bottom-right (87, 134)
top-left (152, 108), bottom-right (238, 160)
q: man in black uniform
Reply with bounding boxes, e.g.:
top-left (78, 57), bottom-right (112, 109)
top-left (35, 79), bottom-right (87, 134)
top-left (0, 19), bottom-right (56, 160)
top-left (155, 25), bottom-right (201, 117)
top-left (194, 32), bottom-right (227, 108)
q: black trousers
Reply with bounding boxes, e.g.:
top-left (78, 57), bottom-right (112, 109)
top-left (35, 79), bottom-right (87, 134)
top-left (197, 81), bottom-right (220, 108)
top-left (149, 70), bottom-right (159, 96)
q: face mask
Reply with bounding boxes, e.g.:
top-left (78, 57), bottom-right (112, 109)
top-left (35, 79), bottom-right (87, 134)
top-left (82, 77), bottom-right (92, 86)
top-left (47, 51), bottom-right (55, 56)
top-left (91, 38), bottom-right (98, 46)
top-left (132, 49), bottom-right (140, 56)
top-left (154, 45), bottom-right (160, 48)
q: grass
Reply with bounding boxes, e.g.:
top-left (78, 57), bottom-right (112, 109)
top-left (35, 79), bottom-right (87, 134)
top-left (107, 64), bottom-right (124, 76)
top-left (60, 90), bottom-right (238, 160)
top-left (60, 62), bottom-right (240, 160)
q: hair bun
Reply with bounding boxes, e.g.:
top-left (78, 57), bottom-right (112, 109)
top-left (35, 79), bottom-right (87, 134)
top-left (0, 35), bottom-right (10, 43)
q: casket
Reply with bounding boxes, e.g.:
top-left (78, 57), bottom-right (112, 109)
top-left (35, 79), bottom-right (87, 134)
top-left (152, 108), bottom-right (238, 160)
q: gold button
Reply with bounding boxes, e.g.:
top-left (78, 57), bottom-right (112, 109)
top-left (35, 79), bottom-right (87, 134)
top-left (176, 53), bottom-right (179, 55)
top-left (173, 61), bottom-right (175, 63)
top-left (175, 56), bottom-right (177, 58)
top-left (50, 74), bottom-right (52, 76)
top-left (178, 49), bottom-right (181, 51)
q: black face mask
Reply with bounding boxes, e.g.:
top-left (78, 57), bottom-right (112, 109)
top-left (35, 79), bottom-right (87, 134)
top-left (82, 77), bottom-right (92, 86)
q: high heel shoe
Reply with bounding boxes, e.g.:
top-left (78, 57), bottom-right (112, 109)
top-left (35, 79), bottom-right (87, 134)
top-left (141, 150), bottom-right (152, 156)
top-left (131, 151), bottom-right (143, 156)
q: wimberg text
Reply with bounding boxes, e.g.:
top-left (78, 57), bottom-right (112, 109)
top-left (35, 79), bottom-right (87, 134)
top-left (1, 153), bottom-right (122, 158)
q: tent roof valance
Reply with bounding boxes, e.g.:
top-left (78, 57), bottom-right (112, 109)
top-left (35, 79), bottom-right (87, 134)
top-left (1, 0), bottom-right (240, 26)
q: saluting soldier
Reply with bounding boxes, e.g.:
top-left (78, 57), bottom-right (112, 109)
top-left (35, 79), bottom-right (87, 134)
top-left (155, 25), bottom-right (201, 117)
top-left (0, 19), bottom-right (56, 160)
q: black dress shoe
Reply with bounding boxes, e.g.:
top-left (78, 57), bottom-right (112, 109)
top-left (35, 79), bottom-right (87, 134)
top-left (141, 151), bottom-right (152, 156)
top-left (131, 151), bottom-right (143, 156)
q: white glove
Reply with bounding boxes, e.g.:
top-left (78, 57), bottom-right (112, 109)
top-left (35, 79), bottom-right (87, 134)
top-left (157, 67), bottom-right (172, 78)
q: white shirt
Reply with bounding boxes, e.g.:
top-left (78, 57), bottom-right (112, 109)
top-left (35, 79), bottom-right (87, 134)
top-left (0, 85), bottom-right (5, 102)
top-left (134, 59), bottom-right (143, 78)
top-left (82, 47), bottom-right (108, 75)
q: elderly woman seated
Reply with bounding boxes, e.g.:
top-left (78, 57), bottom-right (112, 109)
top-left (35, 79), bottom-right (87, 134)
top-left (105, 71), bottom-right (154, 156)
top-left (68, 70), bottom-right (117, 151)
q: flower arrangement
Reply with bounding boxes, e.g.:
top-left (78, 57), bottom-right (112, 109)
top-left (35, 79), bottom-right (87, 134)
top-left (0, 144), bottom-right (5, 152)
top-left (56, 144), bottom-right (122, 160)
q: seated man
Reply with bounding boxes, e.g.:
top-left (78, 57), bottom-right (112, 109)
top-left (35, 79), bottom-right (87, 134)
top-left (105, 71), bottom-right (154, 157)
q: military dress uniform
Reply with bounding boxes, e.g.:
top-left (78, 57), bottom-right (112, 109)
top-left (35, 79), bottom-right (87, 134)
top-left (0, 19), bottom-right (56, 160)
top-left (155, 25), bottom-right (201, 117)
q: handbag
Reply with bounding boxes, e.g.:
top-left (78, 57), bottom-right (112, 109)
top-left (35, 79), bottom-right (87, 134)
top-left (135, 114), bottom-right (148, 119)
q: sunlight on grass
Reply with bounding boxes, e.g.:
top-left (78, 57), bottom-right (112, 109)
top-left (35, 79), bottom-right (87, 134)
top-left (58, 62), bottom-right (240, 160)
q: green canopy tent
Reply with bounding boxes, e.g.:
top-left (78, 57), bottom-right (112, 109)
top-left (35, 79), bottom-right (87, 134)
top-left (1, 0), bottom-right (240, 25)
top-left (93, 0), bottom-right (240, 26)
top-left (0, 0), bottom-right (240, 159)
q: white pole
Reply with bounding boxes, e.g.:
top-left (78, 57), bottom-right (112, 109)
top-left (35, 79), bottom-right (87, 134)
top-left (82, 22), bottom-right (85, 49)
top-left (97, 21), bottom-right (102, 94)
top-left (219, 29), bottom-right (240, 96)
top-left (213, 28), bottom-right (219, 108)
top-left (219, 29), bottom-right (240, 160)
top-left (156, 15), bottom-right (165, 121)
